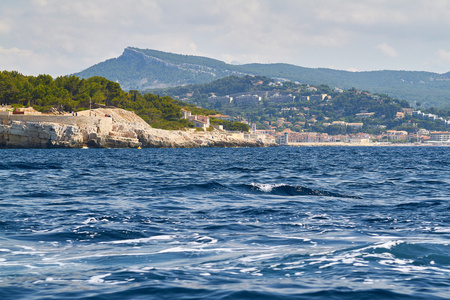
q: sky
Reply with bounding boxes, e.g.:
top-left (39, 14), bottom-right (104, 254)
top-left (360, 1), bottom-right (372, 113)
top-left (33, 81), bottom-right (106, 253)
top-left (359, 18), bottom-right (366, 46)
top-left (1, 0), bottom-right (450, 77)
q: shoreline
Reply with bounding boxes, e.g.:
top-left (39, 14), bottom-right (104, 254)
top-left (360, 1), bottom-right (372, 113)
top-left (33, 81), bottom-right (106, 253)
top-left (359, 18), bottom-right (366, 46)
top-left (285, 142), bottom-right (450, 147)
top-left (0, 108), bottom-right (276, 149)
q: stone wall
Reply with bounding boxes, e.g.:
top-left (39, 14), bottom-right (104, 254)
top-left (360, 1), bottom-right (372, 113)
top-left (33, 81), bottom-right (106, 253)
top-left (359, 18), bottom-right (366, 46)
top-left (0, 115), bottom-right (112, 129)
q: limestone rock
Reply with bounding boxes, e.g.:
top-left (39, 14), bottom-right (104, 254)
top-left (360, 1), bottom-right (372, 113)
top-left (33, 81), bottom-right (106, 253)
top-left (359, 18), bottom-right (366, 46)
top-left (0, 108), bottom-right (277, 149)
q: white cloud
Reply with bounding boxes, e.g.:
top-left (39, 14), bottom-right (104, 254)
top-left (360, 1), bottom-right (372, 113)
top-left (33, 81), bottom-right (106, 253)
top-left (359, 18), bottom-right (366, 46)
top-left (1, 0), bottom-right (450, 75)
top-left (437, 49), bottom-right (450, 62)
top-left (375, 43), bottom-right (399, 58)
top-left (0, 21), bottom-right (10, 34)
top-left (0, 47), bottom-right (36, 74)
top-left (0, 46), bottom-right (33, 57)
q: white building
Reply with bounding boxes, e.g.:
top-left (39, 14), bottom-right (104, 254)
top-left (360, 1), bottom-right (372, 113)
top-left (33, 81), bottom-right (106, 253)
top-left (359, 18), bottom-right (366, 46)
top-left (430, 132), bottom-right (450, 142)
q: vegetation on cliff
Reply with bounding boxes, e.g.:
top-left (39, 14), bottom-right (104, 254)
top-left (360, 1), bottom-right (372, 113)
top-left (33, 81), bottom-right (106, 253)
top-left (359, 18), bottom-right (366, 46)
top-left (0, 71), bottom-right (238, 130)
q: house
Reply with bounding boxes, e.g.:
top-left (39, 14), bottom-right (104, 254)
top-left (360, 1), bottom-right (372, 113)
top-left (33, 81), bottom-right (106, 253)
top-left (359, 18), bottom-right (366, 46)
top-left (356, 112), bottom-right (375, 118)
top-left (233, 95), bottom-right (261, 106)
top-left (269, 94), bottom-right (295, 103)
top-left (396, 112), bottom-right (405, 119)
top-left (387, 130), bottom-right (408, 135)
top-left (181, 109), bottom-right (210, 129)
top-left (276, 118), bottom-right (285, 127)
top-left (309, 94), bottom-right (328, 101)
top-left (299, 96), bottom-right (310, 101)
top-left (350, 137), bottom-right (370, 144)
top-left (402, 108), bottom-right (414, 115)
top-left (430, 131), bottom-right (450, 142)
top-left (347, 123), bottom-right (364, 128)
top-left (386, 130), bottom-right (408, 141)
top-left (208, 95), bottom-right (233, 105)
top-left (417, 129), bottom-right (429, 136)
top-left (332, 121), bottom-right (346, 126)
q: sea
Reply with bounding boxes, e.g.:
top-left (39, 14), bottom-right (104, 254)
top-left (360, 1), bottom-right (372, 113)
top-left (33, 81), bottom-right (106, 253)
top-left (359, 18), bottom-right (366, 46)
top-left (0, 146), bottom-right (449, 300)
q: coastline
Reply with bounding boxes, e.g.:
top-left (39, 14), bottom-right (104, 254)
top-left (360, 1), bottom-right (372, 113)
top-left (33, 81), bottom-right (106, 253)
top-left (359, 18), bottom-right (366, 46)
top-left (285, 142), bottom-right (450, 147)
top-left (0, 108), bottom-right (277, 149)
top-left (2, 107), bottom-right (448, 149)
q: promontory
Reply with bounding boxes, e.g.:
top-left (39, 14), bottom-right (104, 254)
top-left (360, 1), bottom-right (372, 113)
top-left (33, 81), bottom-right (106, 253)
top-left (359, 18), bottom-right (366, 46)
top-left (0, 107), bottom-right (276, 149)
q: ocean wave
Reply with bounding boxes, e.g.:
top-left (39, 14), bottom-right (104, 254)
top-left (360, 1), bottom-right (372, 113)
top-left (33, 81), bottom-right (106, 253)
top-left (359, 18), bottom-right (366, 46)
top-left (246, 183), bottom-right (362, 199)
top-left (161, 182), bottom-right (361, 199)
top-left (0, 162), bottom-right (62, 170)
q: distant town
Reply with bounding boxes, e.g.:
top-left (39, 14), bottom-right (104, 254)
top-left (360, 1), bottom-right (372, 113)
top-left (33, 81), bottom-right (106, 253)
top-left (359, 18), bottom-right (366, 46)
top-left (153, 74), bottom-right (450, 146)
top-left (179, 105), bottom-right (450, 146)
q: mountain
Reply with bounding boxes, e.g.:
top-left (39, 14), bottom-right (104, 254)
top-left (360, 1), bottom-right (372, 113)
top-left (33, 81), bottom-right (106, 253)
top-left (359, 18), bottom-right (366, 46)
top-left (74, 47), bottom-right (246, 91)
top-left (74, 47), bottom-right (450, 108)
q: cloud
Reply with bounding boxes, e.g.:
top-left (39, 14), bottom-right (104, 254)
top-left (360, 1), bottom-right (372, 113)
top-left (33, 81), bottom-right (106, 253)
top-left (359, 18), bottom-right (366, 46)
top-left (2, 0), bottom-right (450, 75)
top-left (0, 47), bottom-right (36, 74)
top-left (375, 43), bottom-right (399, 58)
top-left (437, 49), bottom-right (450, 62)
top-left (0, 46), bottom-right (33, 57)
top-left (0, 21), bottom-right (10, 34)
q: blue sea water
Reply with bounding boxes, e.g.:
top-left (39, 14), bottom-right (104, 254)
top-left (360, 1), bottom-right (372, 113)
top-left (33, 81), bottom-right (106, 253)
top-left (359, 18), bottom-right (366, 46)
top-left (0, 146), bottom-right (449, 299)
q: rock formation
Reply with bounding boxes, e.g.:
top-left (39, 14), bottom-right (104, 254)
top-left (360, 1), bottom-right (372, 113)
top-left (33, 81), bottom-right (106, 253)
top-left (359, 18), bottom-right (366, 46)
top-left (0, 108), bottom-right (276, 148)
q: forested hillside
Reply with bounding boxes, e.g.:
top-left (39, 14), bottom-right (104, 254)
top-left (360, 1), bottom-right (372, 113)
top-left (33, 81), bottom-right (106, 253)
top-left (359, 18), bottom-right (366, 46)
top-left (0, 71), bottom-right (204, 130)
top-left (74, 47), bottom-right (450, 109)
top-left (150, 75), bottom-right (450, 134)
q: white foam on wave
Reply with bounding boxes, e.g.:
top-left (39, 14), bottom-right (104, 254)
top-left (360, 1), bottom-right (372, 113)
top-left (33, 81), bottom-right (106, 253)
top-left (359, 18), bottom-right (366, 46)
top-left (157, 246), bottom-right (234, 254)
top-left (433, 227), bottom-right (450, 233)
top-left (101, 235), bottom-right (174, 244)
top-left (19, 245), bottom-right (36, 250)
top-left (127, 266), bottom-right (156, 273)
top-left (42, 251), bottom-right (160, 262)
top-left (83, 217), bottom-right (98, 224)
top-left (389, 264), bottom-right (448, 274)
top-left (191, 236), bottom-right (218, 245)
top-left (358, 240), bottom-right (404, 252)
top-left (303, 239), bottom-right (450, 276)
top-left (11, 249), bottom-right (47, 255)
top-left (379, 258), bottom-right (414, 266)
top-left (267, 234), bottom-right (312, 243)
top-left (251, 183), bottom-right (285, 192)
top-left (239, 253), bottom-right (278, 263)
top-left (239, 267), bottom-right (258, 273)
top-left (88, 273), bottom-right (111, 284)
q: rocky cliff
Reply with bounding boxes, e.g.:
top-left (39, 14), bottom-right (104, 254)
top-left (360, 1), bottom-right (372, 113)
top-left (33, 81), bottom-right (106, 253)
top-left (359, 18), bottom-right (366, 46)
top-left (0, 108), bottom-right (276, 148)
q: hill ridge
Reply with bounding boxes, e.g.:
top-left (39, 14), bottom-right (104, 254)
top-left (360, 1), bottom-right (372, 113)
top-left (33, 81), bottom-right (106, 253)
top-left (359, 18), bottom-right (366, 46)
top-left (73, 47), bottom-right (450, 108)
